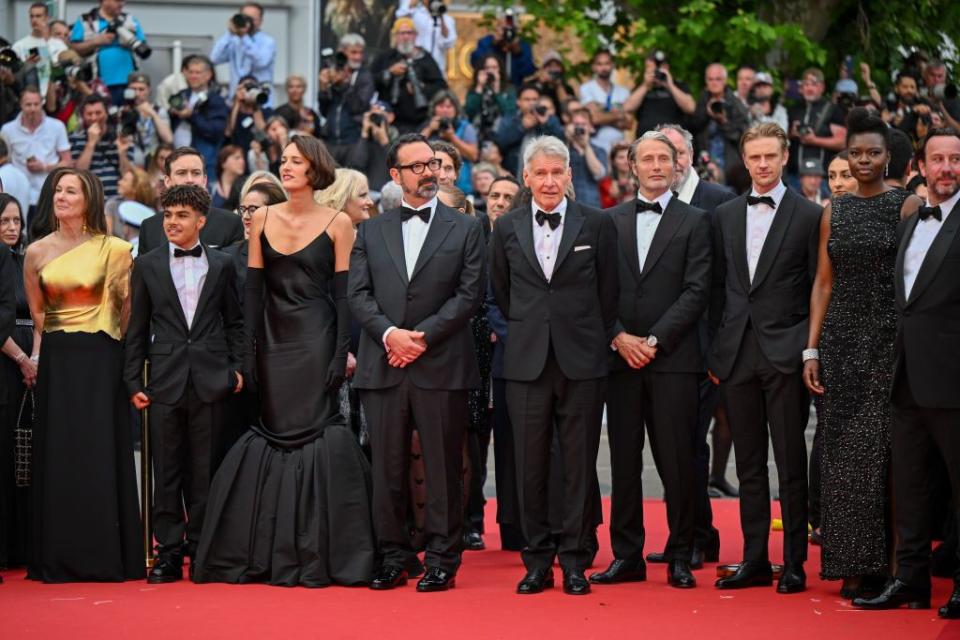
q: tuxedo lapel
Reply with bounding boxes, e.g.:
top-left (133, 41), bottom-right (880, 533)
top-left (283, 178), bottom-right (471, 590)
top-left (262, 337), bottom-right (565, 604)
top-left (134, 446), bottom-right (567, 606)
top-left (512, 210), bottom-right (547, 282)
top-left (152, 249), bottom-right (188, 330)
top-left (554, 202), bottom-right (585, 274)
top-left (192, 247), bottom-right (222, 330)
top-left (729, 196), bottom-right (751, 293)
top-left (750, 191), bottom-right (795, 292)
top-left (894, 214), bottom-right (919, 308)
top-left (381, 209), bottom-right (409, 287)
top-left (640, 200), bottom-right (685, 279)
top-left (613, 203), bottom-right (642, 284)
top-left (410, 203), bottom-right (455, 282)
top-left (906, 200), bottom-right (960, 306)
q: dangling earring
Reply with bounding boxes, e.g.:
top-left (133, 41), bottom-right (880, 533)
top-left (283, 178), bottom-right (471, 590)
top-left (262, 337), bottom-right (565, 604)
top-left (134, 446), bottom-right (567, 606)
top-left (81, 221), bottom-right (88, 235)
top-left (885, 162), bottom-right (889, 177)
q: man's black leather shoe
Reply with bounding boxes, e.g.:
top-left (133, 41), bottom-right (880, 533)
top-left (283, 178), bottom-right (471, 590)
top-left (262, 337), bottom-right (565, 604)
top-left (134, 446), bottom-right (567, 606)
top-left (776, 563), bottom-right (806, 594)
top-left (370, 565), bottom-right (408, 590)
top-left (853, 579), bottom-right (931, 610)
top-left (463, 530), bottom-right (485, 551)
top-left (715, 560), bottom-right (773, 589)
top-left (939, 586), bottom-right (960, 619)
top-left (589, 558), bottom-right (647, 584)
top-left (147, 558), bottom-right (183, 584)
top-left (667, 560), bottom-right (696, 588)
top-left (416, 567), bottom-right (456, 592)
top-left (517, 568), bottom-right (554, 594)
top-left (563, 570), bottom-right (591, 595)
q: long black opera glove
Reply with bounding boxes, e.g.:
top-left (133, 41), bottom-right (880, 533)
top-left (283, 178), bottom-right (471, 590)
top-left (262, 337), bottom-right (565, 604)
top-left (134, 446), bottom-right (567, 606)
top-left (243, 267), bottom-right (265, 394)
top-left (325, 271), bottom-right (350, 392)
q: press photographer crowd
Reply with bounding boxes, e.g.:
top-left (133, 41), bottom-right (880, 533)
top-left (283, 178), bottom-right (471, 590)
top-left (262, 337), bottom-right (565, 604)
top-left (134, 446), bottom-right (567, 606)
top-left (0, 0), bottom-right (960, 620)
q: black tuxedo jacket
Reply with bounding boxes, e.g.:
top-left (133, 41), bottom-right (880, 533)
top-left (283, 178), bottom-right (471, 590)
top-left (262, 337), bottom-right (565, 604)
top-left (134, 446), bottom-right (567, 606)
top-left (708, 188), bottom-right (822, 379)
top-left (138, 207), bottom-right (245, 255)
top-left (123, 245), bottom-right (244, 405)
top-left (607, 197), bottom-right (712, 373)
top-left (690, 180), bottom-right (736, 218)
top-left (489, 200), bottom-right (619, 382)
top-left (892, 199), bottom-right (960, 408)
top-left (348, 202), bottom-right (486, 390)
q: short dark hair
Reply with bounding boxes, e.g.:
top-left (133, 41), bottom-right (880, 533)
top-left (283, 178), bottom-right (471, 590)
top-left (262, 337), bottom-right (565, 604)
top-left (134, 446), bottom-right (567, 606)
top-left (288, 135), bottom-right (337, 190)
top-left (489, 175), bottom-right (520, 191)
top-left (246, 182), bottom-right (287, 206)
top-left (887, 128), bottom-right (914, 180)
top-left (216, 144), bottom-right (245, 178)
top-left (517, 83), bottom-right (541, 99)
top-left (919, 127), bottom-right (960, 162)
top-left (387, 133), bottom-right (431, 170)
top-left (20, 85), bottom-right (42, 99)
top-left (182, 54), bottom-right (213, 73)
top-left (242, 2), bottom-right (264, 17)
top-left (161, 184), bottom-right (211, 215)
top-left (80, 94), bottom-right (110, 114)
top-left (29, 2), bottom-right (48, 14)
top-left (591, 49), bottom-right (613, 64)
top-left (431, 140), bottom-right (461, 172)
top-left (164, 147), bottom-right (205, 176)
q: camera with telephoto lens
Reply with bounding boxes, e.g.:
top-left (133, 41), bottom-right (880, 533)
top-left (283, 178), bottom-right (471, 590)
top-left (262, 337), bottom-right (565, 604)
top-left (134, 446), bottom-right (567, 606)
top-left (653, 50), bottom-right (668, 83)
top-left (241, 80), bottom-right (271, 106)
top-left (836, 92), bottom-right (857, 112)
top-left (369, 112), bottom-right (385, 127)
top-left (54, 60), bottom-right (94, 83)
top-left (0, 48), bottom-right (23, 74)
top-left (168, 90), bottom-right (207, 113)
top-left (502, 9), bottom-right (517, 43)
top-left (105, 17), bottom-right (151, 59)
top-left (534, 104), bottom-right (549, 117)
top-left (438, 117), bottom-right (453, 131)
top-left (320, 47), bottom-right (349, 72)
top-left (709, 100), bottom-right (726, 115)
top-left (115, 89), bottom-right (140, 137)
top-left (574, 125), bottom-right (586, 138)
top-left (231, 13), bottom-right (254, 31)
top-left (429, 0), bottom-right (446, 17)
top-left (931, 83), bottom-right (959, 101)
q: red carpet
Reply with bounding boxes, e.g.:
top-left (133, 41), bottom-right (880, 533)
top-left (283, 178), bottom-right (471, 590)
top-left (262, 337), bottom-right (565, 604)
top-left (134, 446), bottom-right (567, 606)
top-left (2, 499), bottom-right (957, 640)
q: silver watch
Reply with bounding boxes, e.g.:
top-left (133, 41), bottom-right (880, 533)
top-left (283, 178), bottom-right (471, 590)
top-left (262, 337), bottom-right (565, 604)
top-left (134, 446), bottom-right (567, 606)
top-left (646, 335), bottom-right (658, 348)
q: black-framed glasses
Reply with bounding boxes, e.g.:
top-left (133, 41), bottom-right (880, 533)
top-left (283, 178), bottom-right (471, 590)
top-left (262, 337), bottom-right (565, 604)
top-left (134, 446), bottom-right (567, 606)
top-left (396, 158), bottom-right (442, 174)
top-left (235, 205), bottom-right (259, 218)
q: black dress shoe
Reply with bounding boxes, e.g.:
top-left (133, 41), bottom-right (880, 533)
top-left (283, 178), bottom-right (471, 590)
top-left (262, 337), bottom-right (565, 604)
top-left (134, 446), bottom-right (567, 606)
top-left (939, 586), bottom-right (960, 619)
top-left (776, 563), bottom-right (806, 594)
top-left (708, 477), bottom-right (739, 497)
top-left (668, 560), bottom-right (697, 588)
top-left (463, 530), bottom-right (485, 551)
top-left (853, 578), bottom-right (931, 610)
top-left (517, 568), bottom-right (554, 594)
top-left (370, 565), bottom-right (408, 590)
top-left (646, 551), bottom-right (668, 564)
top-left (416, 567), bottom-right (455, 592)
top-left (589, 558), bottom-right (647, 584)
top-left (147, 558), bottom-right (183, 584)
top-left (715, 560), bottom-right (773, 589)
top-left (563, 570), bottom-right (591, 595)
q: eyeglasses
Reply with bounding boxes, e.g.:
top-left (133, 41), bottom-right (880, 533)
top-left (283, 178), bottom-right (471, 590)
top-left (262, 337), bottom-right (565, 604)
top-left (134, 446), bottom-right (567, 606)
top-left (397, 158), bottom-right (442, 174)
top-left (235, 205), bottom-right (259, 218)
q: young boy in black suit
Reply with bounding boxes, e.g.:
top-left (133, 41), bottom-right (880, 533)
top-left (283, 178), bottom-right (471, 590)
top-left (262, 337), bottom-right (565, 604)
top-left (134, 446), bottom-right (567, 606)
top-left (124, 184), bottom-right (244, 583)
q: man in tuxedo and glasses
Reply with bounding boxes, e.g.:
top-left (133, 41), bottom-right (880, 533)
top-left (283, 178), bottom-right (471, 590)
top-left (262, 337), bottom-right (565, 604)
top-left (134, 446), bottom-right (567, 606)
top-left (489, 135), bottom-right (619, 595)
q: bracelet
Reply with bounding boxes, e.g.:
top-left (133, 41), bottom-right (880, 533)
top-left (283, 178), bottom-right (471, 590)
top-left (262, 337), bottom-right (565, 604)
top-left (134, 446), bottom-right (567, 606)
top-left (29, 354), bottom-right (39, 363)
top-left (802, 348), bottom-right (820, 362)
top-left (14, 352), bottom-right (27, 364)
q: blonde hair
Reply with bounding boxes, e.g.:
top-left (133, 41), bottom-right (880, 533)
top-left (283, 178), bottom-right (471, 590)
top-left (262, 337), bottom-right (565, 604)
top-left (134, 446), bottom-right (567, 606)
top-left (240, 171), bottom-right (285, 201)
top-left (438, 185), bottom-right (474, 215)
top-left (315, 168), bottom-right (369, 211)
top-left (739, 122), bottom-right (790, 155)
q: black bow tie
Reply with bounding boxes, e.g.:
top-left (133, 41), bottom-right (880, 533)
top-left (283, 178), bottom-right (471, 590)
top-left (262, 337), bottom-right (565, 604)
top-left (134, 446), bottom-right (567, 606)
top-left (918, 205), bottom-right (943, 221)
top-left (173, 245), bottom-right (202, 258)
top-left (535, 210), bottom-right (562, 230)
top-left (747, 194), bottom-right (776, 208)
top-left (636, 200), bottom-right (663, 215)
top-left (400, 206), bottom-right (431, 223)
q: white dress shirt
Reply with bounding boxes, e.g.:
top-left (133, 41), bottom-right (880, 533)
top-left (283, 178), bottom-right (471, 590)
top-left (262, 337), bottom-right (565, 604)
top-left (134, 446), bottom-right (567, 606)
top-left (383, 197), bottom-right (438, 348)
top-left (635, 190), bottom-right (673, 271)
top-left (903, 189), bottom-right (960, 299)
top-left (745, 181), bottom-right (787, 283)
top-left (676, 168), bottom-right (700, 205)
top-left (532, 197), bottom-right (568, 281)
top-left (169, 242), bottom-right (208, 329)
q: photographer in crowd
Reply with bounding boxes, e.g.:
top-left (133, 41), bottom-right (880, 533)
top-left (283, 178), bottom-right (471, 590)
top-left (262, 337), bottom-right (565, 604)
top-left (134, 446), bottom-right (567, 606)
top-left (344, 101), bottom-right (397, 192)
top-left (886, 71), bottom-right (939, 144)
top-left (494, 82), bottom-right (564, 175)
top-left (531, 50), bottom-right (575, 117)
top-left (624, 51), bottom-right (696, 136)
top-left (168, 55), bottom-right (228, 179)
top-left (787, 67), bottom-right (846, 187)
top-left (919, 58), bottom-right (960, 126)
top-left (370, 17), bottom-right (447, 133)
top-left (579, 49), bottom-right (631, 155)
top-left (225, 73), bottom-right (271, 154)
top-left (395, 0), bottom-right (457, 76)
top-left (565, 108), bottom-right (606, 207)
top-left (123, 72), bottom-right (172, 167)
top-left (69, 93), bottom-right (133, 197)
top-left (274, 74), bottom-right (321, 138)
top-left (471, 10), bottom-right (535, 88)
top-left (318, 42), bottom-right (375, 165)
top-left (746, 71), bottom-right (789, 131)
top-left (12, 3), bottom-right (69, 99)
top-left (690, 63), bottom-right (751, 175)
top-left (421, 89), bottom-right (479, 191)
top-left (210, 2), bottom-right (276, 106)
top-left (465, 54), bottom-right (516, 142)
top-left (69, 0), bottom-right (151, 105)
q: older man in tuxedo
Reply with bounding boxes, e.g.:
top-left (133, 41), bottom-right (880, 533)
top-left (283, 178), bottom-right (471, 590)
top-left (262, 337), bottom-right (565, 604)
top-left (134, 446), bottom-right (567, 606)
top-left (349, 133), bottom-right (486, 593)
top-left (489, 135), bottom-right (618, 595)
top-left (854, 129), bottom-right (960, 617)
top-left (590, 131), bottom-right (711, 589)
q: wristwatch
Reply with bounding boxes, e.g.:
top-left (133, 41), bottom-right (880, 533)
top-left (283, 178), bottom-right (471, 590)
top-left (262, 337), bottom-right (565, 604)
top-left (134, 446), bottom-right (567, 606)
top-left (646, 335), bottom-right (658, 348)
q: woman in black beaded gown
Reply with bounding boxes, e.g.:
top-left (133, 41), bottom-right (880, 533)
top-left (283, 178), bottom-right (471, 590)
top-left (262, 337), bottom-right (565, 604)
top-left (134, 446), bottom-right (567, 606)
top-left (804, 109), bottom-right (922, 597)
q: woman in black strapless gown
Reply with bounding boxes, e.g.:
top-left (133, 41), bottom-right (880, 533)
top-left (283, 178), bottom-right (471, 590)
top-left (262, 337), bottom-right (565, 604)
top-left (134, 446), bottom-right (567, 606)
top-left (194, 137), bottom-right (375, 587)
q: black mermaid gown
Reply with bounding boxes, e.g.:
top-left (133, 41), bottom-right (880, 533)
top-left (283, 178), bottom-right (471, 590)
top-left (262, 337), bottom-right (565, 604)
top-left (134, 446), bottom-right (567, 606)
top-left (194, 229), bottom-right (375, 586)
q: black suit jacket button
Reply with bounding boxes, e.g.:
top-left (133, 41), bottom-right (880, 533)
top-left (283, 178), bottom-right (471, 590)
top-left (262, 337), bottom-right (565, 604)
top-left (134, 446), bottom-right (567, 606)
top-left (748, 295), bottom-right (754, 302)
top-left (407, 293), bottom-right (413, 301)
top-left (187, 339), bottom-right (192, 344)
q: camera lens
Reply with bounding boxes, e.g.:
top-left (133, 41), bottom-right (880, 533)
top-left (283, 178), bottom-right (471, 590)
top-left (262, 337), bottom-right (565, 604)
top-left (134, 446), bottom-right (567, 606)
top-left (534, 105), bottom-right (548, 116)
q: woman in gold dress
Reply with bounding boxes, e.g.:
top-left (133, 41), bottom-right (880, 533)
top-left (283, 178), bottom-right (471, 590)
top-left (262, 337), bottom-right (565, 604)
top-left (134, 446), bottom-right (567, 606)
top-left (23, 169), bottom-right (144, 582)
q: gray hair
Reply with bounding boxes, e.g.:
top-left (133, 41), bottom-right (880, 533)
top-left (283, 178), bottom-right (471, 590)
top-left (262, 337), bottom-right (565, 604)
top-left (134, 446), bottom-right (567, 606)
top-left (379, 181), bottom-right (403, 212)
top-left (654, 123), bottom-right (694, 154)
top-left (339, 33), bottom-right (365, 48)
top-left (628, 131), bottom-right (678, 165)
top-left (522, 136), bottom-right (569, 171)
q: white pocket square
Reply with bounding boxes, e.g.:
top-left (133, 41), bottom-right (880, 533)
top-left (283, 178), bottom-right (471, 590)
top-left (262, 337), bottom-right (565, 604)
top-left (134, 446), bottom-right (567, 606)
top-left (574, 245), bottom-right (592, 252)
